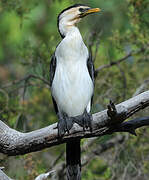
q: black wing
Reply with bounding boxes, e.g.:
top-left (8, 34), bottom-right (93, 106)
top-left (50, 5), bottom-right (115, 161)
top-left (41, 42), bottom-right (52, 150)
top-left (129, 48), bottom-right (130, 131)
top-left (87, 52), bottom-right (95, 105)
top-left (50, 53), bottom-right (57, 87)
top-left (50, 53), bottom-right (58, 114)
top-left (87, 52), bottom-right (95, 85)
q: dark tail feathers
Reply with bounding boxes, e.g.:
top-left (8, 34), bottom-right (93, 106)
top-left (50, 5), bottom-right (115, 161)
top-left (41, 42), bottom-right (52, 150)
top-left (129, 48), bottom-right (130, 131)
top-left (66, 139), bottom-right (81, 180)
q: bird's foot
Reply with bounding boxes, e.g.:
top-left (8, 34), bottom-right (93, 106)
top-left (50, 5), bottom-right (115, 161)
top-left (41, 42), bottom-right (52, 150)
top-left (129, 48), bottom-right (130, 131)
top-left (57, 112), bottom-right (73, 136)
top-left (74, 110), bottom-right (92, 131)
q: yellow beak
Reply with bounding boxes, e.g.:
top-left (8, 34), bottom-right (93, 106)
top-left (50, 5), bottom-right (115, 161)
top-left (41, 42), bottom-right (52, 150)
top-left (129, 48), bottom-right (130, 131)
top-left (78, 7), bottom-right (101, 19)
top-left (86, 8), bottom-right (101, 15)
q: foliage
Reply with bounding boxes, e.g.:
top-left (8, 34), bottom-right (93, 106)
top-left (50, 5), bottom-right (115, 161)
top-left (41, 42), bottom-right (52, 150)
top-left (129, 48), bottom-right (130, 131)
top-left (0, 0), bottom-right (149, 179)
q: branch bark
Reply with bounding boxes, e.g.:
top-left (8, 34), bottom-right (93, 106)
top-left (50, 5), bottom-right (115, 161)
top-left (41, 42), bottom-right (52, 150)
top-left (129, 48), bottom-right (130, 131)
top-left (0, 168), bottom-right (13, 180)
top-left (35, 170), bottom-right (55, 180)
top-left (0, 91), bottom-right (149, 156)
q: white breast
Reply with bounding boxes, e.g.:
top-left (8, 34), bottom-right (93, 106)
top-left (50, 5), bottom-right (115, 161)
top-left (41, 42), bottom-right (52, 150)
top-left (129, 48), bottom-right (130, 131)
top-left (51, 28), bottom-right (93, 117)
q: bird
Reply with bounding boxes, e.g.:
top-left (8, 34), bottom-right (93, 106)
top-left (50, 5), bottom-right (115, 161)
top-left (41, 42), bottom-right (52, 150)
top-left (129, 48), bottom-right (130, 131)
top-left (50, 4), bottom-right (100, 180)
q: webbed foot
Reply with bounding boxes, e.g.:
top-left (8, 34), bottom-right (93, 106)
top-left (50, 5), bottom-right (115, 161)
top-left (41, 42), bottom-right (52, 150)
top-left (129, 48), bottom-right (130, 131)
top-left (74, 110), bottom-right (92, 131)
top-left (57, 112), bottom-right (73, 136)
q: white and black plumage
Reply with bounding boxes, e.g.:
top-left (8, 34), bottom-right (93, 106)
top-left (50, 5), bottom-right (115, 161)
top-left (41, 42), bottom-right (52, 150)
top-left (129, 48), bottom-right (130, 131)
top-left (50, 4), bottom-right (100, 180)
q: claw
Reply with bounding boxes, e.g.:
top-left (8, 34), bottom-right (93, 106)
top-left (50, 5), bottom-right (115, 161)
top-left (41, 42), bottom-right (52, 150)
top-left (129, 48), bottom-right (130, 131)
top-left (74, 110), bottom-right (92, 132)
top-left (57, 112), bottom-right (73, 136)
top-left (57, 110), bottom-right (92, 136)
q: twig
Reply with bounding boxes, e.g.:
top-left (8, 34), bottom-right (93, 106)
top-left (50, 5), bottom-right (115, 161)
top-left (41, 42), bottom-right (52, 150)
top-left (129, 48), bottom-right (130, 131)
top-left (1, 74), bottom-right (50, 89)
top-left (95, 46), bottom-right (146, 76)
top-left (133, 78), bottom-right (149, 97)
top-left (93, 31), bottom-right (102, 62)
top-left (51, 150), bottom-right (65, 168)
top-left (82, 135), bottom-right (125, 166)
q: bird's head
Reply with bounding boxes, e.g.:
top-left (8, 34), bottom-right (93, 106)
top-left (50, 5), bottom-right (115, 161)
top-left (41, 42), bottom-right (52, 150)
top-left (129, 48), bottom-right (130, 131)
top-left (57, 4), bottom-right (100, 38)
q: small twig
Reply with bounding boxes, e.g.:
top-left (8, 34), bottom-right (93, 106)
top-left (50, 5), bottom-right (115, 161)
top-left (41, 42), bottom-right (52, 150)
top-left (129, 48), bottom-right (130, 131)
top-left (95, 46), bottom-right (146, 76)
top-left (82, 135), bottom-right (125, 167)
top-left (93, 31), bottom-right (102, 62)
top-left (9, 83), bottom-right (47, 94)
top-left (1, 74), bottom-right (50, 89)
top-left (122, 162), bottom-right (130, 180)
top-left (51, 150), bottom-right (65, 168)
top-left (133, 78), bottom-right (149, 97)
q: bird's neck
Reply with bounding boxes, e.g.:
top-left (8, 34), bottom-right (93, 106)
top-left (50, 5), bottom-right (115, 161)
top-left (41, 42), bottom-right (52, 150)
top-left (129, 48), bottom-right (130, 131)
top-left (62, 26), bottom-right (85, 52)
top-left (66, 26), bottom-right (81, 38)
top-left (59, 22), bottom-right (81, 39)
top-left (57, 25), bottom-right (88, 60)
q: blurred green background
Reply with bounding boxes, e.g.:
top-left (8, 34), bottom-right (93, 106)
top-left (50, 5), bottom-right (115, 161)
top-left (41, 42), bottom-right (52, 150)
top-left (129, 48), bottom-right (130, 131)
top-left (0, 0), bottom-right (149, 179)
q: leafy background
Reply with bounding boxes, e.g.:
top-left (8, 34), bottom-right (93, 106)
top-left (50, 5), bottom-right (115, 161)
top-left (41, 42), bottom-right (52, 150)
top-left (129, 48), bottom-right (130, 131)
top-left (0, 0), bottom-right (149, 179)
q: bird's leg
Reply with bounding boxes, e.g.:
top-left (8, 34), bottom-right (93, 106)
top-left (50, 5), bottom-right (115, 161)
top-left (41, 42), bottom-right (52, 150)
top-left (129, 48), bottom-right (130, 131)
top-left (73, 110), bottom-right (92, 131)
top-left (57, 112), bottom-right (73, 136)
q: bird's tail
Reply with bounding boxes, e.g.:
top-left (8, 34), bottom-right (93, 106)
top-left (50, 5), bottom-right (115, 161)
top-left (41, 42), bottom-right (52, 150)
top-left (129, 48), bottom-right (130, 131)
top-left (66, 139), bottom-right (81, 180)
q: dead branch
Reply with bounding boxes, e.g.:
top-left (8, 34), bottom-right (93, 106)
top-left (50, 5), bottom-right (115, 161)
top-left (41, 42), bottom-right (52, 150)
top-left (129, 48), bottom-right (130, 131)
top-left (0, 91), bottom-right (149, 156)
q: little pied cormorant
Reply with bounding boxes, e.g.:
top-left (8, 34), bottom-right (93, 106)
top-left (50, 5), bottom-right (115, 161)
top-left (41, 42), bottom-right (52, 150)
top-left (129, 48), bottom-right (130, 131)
top-left (50, 4), bottom-right (100, 180)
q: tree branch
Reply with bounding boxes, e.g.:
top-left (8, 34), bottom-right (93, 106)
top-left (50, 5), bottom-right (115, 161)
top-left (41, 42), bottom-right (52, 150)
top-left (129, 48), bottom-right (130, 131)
top-left (95, 46), bottom-right (146, 75)
top-left (0, 168), bottom-right (13, 180)
top-left (35, 170), bottom-right (55, 180)
top-left (1, 74), bottom-right (50, 89)
top-left (0, 91), bottom-right (149, 156)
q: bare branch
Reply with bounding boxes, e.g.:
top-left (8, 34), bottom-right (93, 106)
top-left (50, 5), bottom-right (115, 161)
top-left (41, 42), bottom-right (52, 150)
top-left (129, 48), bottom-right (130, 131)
top-left (1, 74), bottom-right (50, 89)
top-left (0, 168), bottom-right (13, 180)
top-left (0, 91), bottom-right (149, 156)
top-left (95, 46), bottom-right (146, 75)
top-left (35, 170), bottom-right (55, 180)
top-left (133, 77), bottom-right (149, 97)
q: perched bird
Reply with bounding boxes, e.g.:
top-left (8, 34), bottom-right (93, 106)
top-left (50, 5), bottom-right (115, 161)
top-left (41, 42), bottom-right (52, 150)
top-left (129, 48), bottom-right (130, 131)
top-left (50, 4), bottom-right (100, 179)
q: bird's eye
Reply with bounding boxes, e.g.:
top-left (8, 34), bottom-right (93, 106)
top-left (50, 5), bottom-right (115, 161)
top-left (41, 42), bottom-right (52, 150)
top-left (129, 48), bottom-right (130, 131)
top-left (79, 8), bottom-right (85, 12)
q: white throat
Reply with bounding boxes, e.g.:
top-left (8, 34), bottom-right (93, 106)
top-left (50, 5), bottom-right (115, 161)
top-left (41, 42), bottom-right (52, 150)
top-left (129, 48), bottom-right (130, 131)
top-left (59, 22), bottom-right (76, 38)
top-left (58, 11), bottom-right (81, 38)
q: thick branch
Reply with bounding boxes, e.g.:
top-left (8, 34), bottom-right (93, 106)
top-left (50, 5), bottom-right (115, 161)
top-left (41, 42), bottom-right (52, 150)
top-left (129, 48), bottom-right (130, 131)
top-left (0, 91), bottom-right (149, 156)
